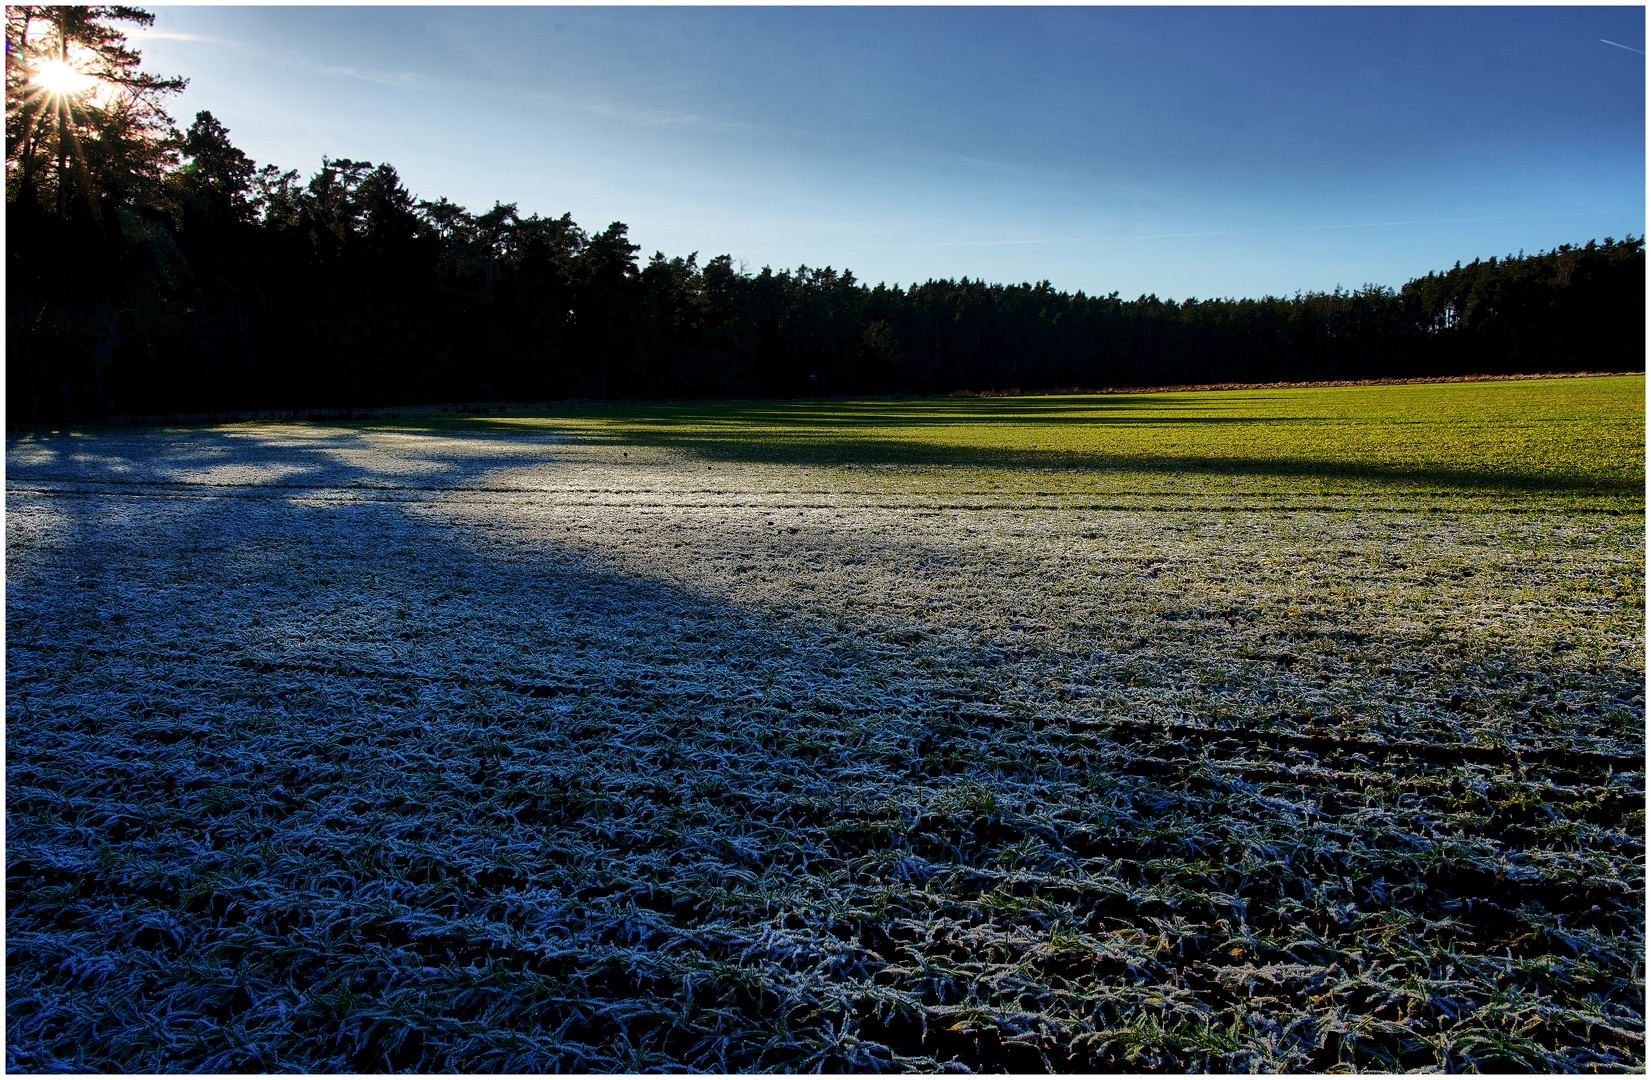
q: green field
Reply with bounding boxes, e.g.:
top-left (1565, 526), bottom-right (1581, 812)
top-left (7, 375), bottom-right (1645, 1071)
top-left (468, 374), bottom-right (1644, 494)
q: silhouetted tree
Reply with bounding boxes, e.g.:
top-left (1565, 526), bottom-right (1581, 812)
top-left (7, 8), bottom-right (1644, 421)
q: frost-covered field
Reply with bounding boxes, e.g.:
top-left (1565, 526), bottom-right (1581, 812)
top-left (7, 380), bottom-right (1645, 1072)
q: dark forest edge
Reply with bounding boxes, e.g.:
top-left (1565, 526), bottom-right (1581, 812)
top-left (7, 6), bottom-right (1646, 423)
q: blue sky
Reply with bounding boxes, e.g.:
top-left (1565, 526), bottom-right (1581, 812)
top-left (137, 6), bottom-right (1645, 300)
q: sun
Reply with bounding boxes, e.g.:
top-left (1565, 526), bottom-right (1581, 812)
top-left (32, 57), bottom-right (96, 98)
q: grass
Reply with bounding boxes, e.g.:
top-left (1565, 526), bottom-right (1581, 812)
top-left (447, 374), bottom-right (1645, 497)
top-left (7, 375), bottom-right (1645, 1071)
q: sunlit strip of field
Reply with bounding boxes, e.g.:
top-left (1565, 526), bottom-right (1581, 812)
top-left (443, 374), bottom-right (1645, 499)
top-left (6, 375), bottom-right (1643, 1071)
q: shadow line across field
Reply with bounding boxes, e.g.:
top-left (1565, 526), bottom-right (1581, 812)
top-left (5, 421), bottom-right (1645, 1072)
top-left (406, 417), bottom-right (1641, 497)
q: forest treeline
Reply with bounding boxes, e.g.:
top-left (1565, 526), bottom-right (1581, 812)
top-left (8, 7), bottom-right (1645, 421)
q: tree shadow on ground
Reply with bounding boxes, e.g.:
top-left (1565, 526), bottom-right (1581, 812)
top-left (411, 412), bottom-right (1642, 497)
top-left (6, 424), bottom-right (1645, 1073)
top-left (6, 425), bottom-right (964, 1071)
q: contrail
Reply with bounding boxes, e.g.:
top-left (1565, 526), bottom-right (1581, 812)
top-left (1600, 39), bottom-right (1645, 54)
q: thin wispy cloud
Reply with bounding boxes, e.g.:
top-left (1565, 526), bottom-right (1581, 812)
top-left (319, 65), bottom-right (417, 88)
top-left (578, 96), bottom-right (765, 137)
top-left (726, 210), bottom-right (1635, 259)
top-left (888, 217), bottom-right (1489, 250)
top-left (915, 146), bottom-right (1160, 201)
top-left (884, 209), bottom-right (1638, 251)
top-left (128, 28), bottom-right (237, 45)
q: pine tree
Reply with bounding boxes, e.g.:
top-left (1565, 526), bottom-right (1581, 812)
top-left (6, 5), bottom-right (186, 218)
